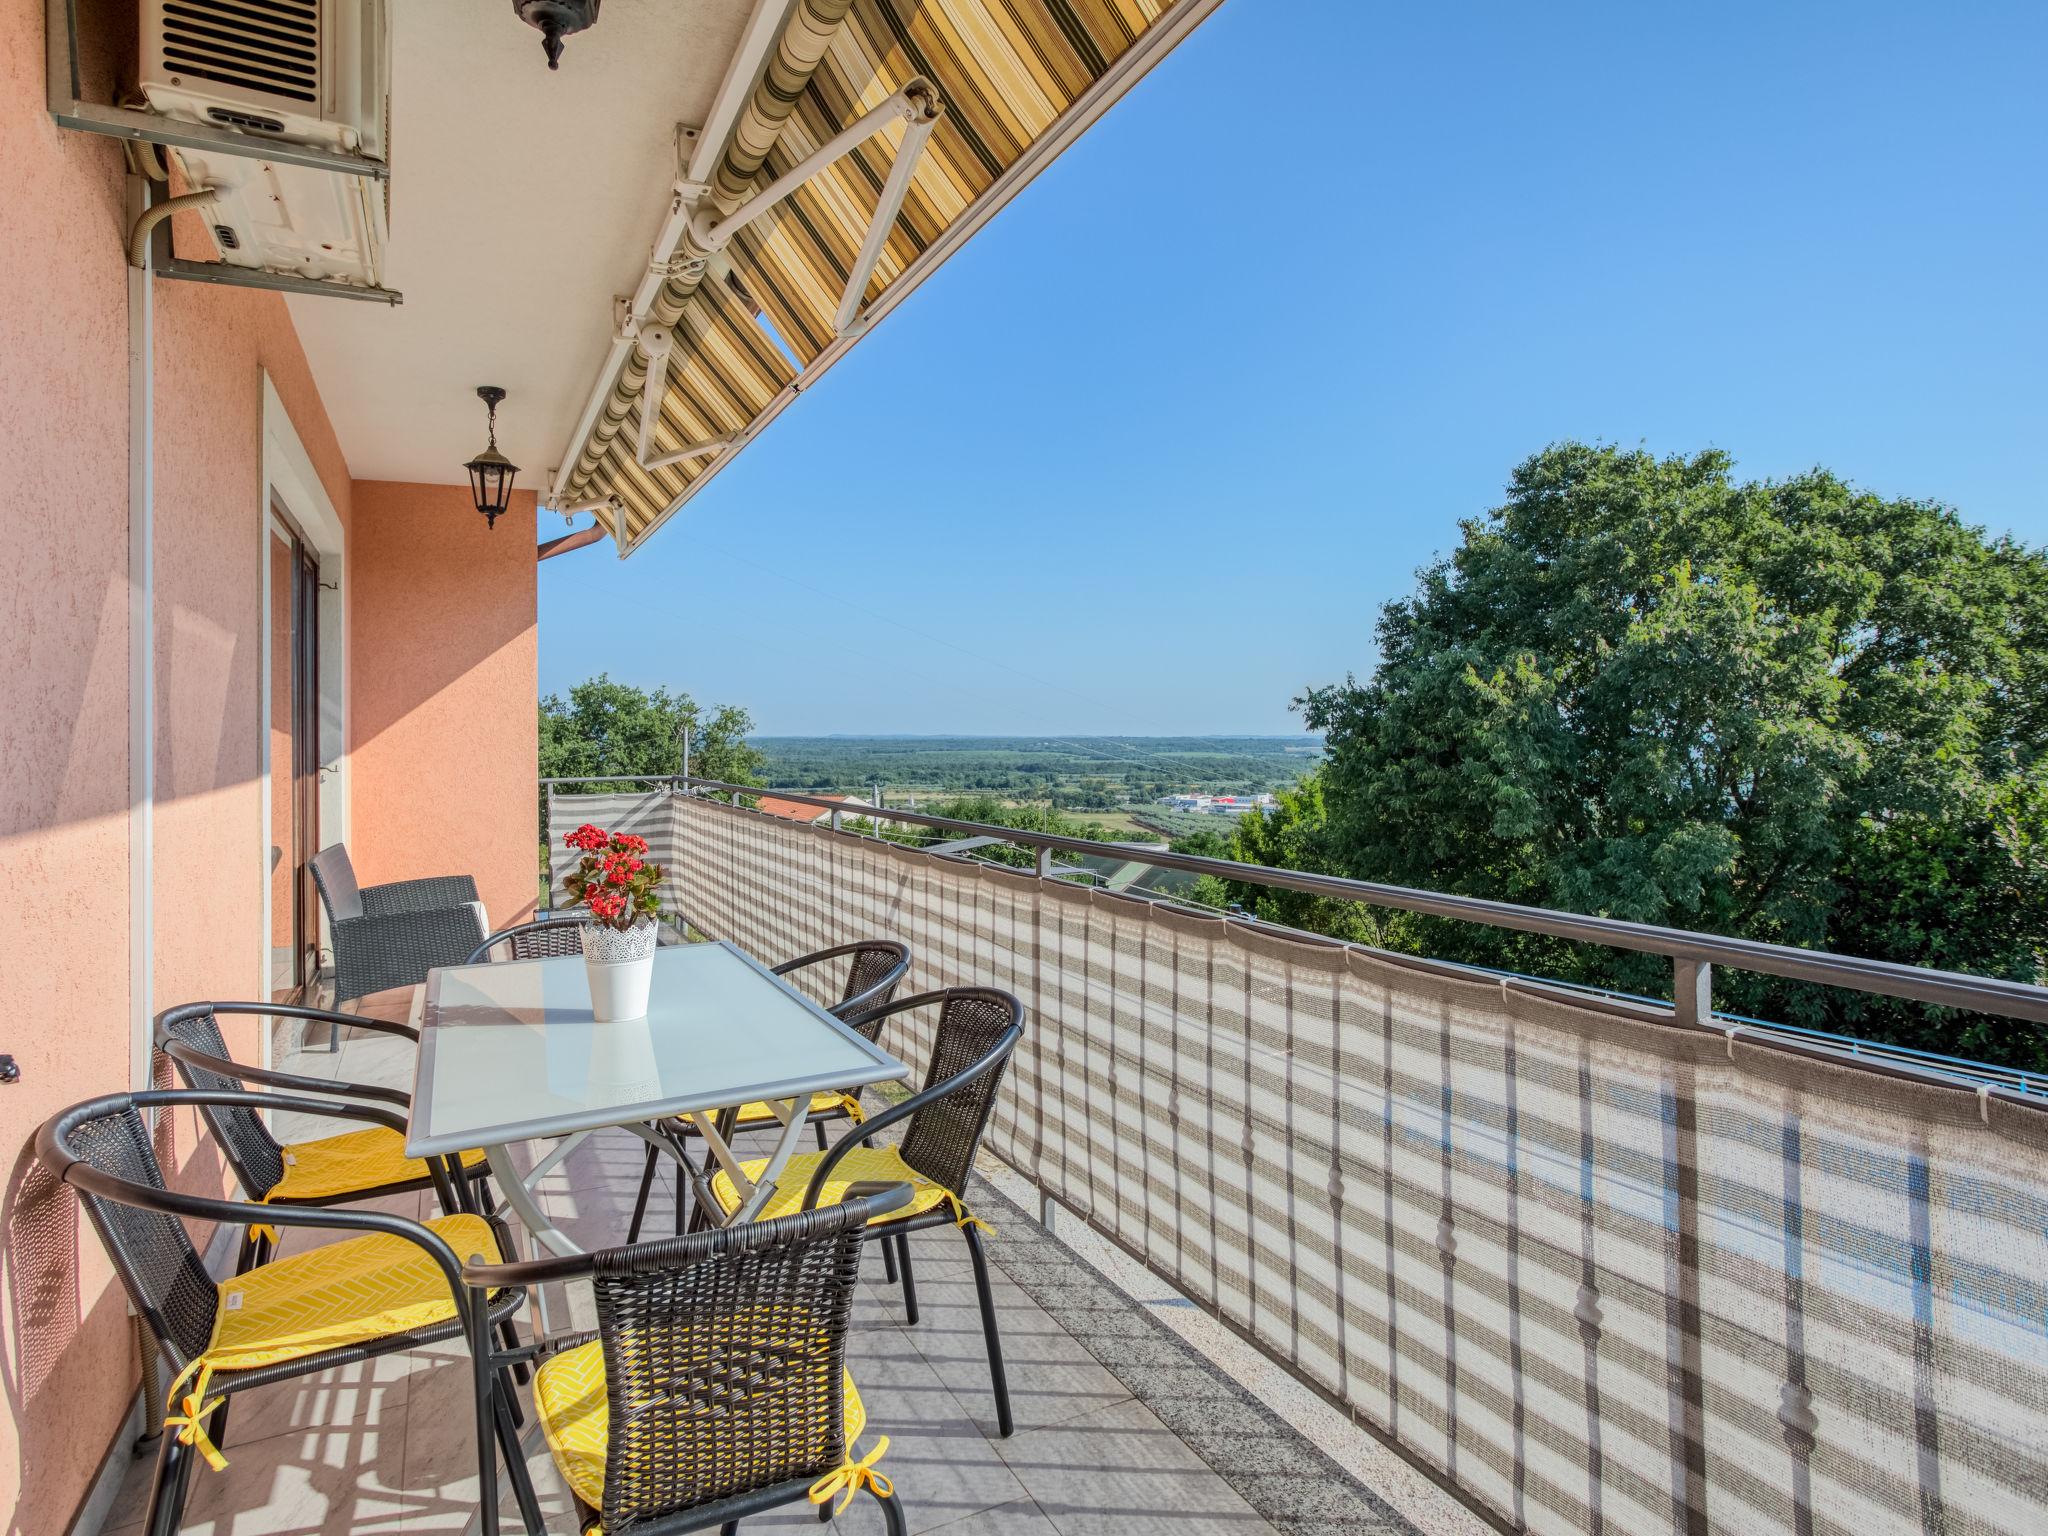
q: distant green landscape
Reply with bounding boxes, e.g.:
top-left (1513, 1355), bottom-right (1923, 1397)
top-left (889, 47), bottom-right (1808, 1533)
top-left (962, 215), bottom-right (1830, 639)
top-left (750, 735), bottom-right (1320, 811)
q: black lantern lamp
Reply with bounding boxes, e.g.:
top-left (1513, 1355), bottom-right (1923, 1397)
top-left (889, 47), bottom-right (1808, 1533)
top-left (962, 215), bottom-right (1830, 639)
top-left (464, 386), bottom-right (519, 529)
top-left (514, 0), bottom-right (602, 70)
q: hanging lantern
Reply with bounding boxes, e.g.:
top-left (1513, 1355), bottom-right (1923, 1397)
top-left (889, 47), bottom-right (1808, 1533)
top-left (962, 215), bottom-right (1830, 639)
top-left (464, 386), bottom-right (519, 529)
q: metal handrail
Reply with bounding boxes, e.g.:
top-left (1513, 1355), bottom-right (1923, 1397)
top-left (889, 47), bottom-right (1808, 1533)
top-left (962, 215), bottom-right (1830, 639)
top-left (542, 773), bottom-right (2048, 1029)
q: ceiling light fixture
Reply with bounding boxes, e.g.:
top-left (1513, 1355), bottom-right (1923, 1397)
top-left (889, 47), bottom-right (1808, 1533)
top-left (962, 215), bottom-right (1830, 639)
top-left (464, 386), bottom-right (519, 529)
top-left (513, 0), bottom-right (602, 71)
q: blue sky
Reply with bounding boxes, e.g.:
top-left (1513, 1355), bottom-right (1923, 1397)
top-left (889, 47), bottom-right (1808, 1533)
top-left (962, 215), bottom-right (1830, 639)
top-left (540, 0), bottom-right (2046, 737)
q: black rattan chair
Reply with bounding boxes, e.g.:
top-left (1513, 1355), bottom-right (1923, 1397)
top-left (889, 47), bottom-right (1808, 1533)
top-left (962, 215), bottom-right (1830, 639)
top-left (705, 987), bottom-right (1024, 1435)
top-left (465, 912), bottom-right (689, 966)
top-left (466, 914), bottom-right (589, 964)
top-left (154, 1001), bottom-right (496, 1271)
top-left (463, 1183), bottom-right (913, 1536)
top-left (310, 843), bottom-right (487, 1025)
top-left (623, 940), bottom-right (912, 1244)
top-left (35, 1089), bottom-right (540, 1536)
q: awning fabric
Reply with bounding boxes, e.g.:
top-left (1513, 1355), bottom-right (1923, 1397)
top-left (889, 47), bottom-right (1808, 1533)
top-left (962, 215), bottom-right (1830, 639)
top-left (563, 0), bottom-right (1211, 552)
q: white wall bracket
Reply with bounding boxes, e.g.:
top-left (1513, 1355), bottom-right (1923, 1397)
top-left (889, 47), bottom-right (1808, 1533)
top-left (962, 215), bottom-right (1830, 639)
top-left (551, 494), bottom-right (624, 523)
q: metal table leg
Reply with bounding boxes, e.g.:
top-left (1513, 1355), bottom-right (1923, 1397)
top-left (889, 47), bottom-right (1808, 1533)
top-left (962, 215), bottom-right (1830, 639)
top-left (483, 1143), bottom-right (581, 1260)
top-left (680, 1095), bottom-right (813, 1224)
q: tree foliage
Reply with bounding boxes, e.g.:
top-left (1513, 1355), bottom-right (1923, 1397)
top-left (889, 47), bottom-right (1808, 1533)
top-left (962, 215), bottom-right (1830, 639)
top-left (539, 675), bottom-right (766, 788)
top-left (1284, 442), bottom-right (2048, 1066)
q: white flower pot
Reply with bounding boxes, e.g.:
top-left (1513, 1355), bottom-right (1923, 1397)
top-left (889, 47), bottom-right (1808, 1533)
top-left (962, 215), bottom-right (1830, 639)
top-left (582, 920), bottom-right (658, 1022)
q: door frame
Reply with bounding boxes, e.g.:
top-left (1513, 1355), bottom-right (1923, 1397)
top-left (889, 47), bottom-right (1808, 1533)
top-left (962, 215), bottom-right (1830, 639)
top-left (261, 376), bottom-right (347, 1047)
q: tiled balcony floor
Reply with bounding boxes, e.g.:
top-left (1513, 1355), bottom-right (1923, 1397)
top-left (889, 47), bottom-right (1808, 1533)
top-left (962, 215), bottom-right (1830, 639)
top-left (101, 1000), bottom-right (1429, 1536)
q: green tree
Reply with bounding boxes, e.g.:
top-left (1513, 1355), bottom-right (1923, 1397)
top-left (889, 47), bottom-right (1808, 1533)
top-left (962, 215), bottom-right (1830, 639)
top-left (1217, 777), bottom-right (1386, 942)
top-left (539, 675), bottom-right (765, 788)
top-left (1292, 442), bottom-right (2048, 1065)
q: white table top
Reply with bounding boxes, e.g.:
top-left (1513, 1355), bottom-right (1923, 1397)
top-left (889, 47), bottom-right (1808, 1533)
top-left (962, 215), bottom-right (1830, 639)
top-left (403, 940), bottom-right (908, 1156)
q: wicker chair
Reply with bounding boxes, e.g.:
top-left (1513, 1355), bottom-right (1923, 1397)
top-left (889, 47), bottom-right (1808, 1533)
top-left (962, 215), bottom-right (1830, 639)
top-left (154, 1001), bottom-right (496, 1270)
top-left (623, 940), bottom-right (912, 1244)
top-left (465, 912), bottom-right (689, 966)
top-left (462, 1184), bottom-right (914, 1536)
top-left (310, 843), bottom-right (488, 1026)
top-left (704, 987), bottom-right (1025, 1435)
top-left (34, 1089), bottom-right (540, 1536)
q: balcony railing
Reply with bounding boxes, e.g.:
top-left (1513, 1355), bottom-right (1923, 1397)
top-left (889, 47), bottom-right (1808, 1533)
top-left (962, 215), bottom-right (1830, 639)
top-left (545, 777), bottom-right (2048, 1536)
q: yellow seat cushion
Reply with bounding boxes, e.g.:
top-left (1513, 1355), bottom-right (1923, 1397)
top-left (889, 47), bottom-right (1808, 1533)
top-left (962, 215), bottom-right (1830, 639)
top-left (724, 1091), bottom-right (865, 1128)
top-left (707, 1143), bottom-right (957, 1226)
top-left (268, 1126), bottom-right (488, 1203)
top-left (208, 1212), bottom-right (501, 1371)
top-left (167, 1213), bottom-right (501, 1471)
top-left (534, 1339), bottom-right (867, 1512)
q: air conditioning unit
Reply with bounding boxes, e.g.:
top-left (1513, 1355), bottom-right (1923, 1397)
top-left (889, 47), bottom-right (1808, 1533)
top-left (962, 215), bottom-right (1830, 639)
top-left (138, 0), bottom-right (390, 290)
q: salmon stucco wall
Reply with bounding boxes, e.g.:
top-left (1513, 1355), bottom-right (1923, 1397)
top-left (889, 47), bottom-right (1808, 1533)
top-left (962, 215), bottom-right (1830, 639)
top-left (0, 3), bottom-right (355, 1528)
top-left (0, 4), bottom-right (137, 1532)
top-left (150, 252), bottom-right (354, 1024)
top-left (350, 482), bottom-right (539, 930)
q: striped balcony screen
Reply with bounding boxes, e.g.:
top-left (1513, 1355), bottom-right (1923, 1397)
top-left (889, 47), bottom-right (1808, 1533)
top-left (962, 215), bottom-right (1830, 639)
top-left (553, 790), bottom-right (2048, 1536)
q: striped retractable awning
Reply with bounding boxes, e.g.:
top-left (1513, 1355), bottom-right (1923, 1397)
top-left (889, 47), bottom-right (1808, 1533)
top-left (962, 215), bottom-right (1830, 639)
top-left (564, 0), bottom-right (1219, 552)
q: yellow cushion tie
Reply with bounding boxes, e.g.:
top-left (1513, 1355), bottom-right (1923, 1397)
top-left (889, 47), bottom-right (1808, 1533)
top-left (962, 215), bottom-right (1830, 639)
top-left (248, 1222), bottom-right (281, 1246)
top-left (939, 1188), bottom-right (996, 1237)
top-left (807, 1435), bottom-right (893, 1516)
top-left (163, 1357), bottom-right (228, 1471)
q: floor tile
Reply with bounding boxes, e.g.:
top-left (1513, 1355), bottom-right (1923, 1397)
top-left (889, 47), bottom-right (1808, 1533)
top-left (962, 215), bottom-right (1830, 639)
top-left (994, 1399), bottom-right (1275, 1535)
top-left (914, 1498), bottom-right (1063, 1535)
top-left (840, 1327), bottom-right (1029, 1535)
top-left (392, 1350), bottom-right (576, 1534)
top-left (891, 1274), bottom-right (1131, 1438)
top-left (170, 1413), bottom-right (415, 1536)
top-left (211, 1353), bottom-right (416, 1446)
top-left (264, 1189), bottom-right (425, 1256)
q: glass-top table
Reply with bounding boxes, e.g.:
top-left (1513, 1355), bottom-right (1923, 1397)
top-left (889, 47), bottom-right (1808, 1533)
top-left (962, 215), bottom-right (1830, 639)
top-left (404, 940), bottom-right (909, 1254)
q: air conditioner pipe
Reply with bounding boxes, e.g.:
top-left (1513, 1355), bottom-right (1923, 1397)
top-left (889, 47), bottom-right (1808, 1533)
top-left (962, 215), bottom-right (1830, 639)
top-left (127, 187), bottom-right (216, 268)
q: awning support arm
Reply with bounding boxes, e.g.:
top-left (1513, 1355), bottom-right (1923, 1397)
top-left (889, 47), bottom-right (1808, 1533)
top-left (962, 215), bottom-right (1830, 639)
top-left (619, 79), bottom-right (942, 480)
top-left (834, 101), bottom-right (942, 335)
top-left (693, 80), bottom-right (941, 253)
top-left (634, 328), bottom-right (739, 471)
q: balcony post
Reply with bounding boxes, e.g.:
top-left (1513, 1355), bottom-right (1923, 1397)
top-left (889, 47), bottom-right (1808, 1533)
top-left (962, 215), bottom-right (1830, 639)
top-left (1673, 958), bottom-right (1712, 1028)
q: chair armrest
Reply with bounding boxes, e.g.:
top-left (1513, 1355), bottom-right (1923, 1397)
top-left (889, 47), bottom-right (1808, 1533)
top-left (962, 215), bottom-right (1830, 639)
top-left (160, 1037), bottom-right (410, 1108)
top-left (184, 1001), bottom-right (421, 1045)
top-left (361, 875), bottom-right (480, 918)
top-left (802, 1025), bottom-right (1021, 1209)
